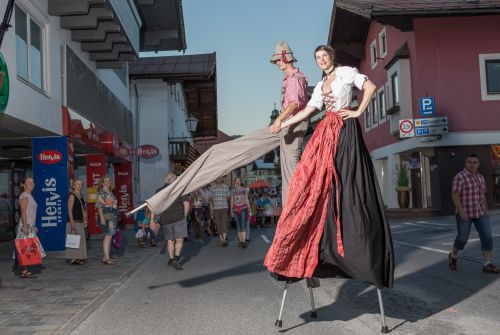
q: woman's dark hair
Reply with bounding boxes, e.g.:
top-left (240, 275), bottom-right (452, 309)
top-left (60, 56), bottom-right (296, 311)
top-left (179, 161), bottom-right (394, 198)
top-left (314, 45), bottom-right (340, 69)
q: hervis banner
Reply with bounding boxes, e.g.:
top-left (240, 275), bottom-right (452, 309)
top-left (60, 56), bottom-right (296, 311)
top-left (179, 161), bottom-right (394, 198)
top-left (32, 137), bottom-right (70, 251)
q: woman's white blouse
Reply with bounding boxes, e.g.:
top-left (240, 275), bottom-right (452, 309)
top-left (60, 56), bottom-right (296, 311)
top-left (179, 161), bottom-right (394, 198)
top-left (307, 66), bottom-right (368, 112)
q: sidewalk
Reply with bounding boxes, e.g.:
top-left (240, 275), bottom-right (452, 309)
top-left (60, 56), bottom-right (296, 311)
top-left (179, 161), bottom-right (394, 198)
top-left (0, 230), bottom-right (158, 335)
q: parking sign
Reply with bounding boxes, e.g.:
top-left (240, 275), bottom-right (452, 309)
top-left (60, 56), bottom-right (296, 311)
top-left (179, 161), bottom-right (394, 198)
top-left (419, 97), bottom-right (435, 116)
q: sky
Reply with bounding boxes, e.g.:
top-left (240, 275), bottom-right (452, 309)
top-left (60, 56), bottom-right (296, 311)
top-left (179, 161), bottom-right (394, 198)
top-left (143, 0), bottom-right (334, 136)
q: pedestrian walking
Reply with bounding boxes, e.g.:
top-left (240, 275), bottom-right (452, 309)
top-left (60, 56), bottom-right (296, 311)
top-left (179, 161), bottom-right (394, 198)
top-left (16, 176), bottom-right (46, 278)
top-left (96, 175), bottom-right (118, 265)
top-left (65, 179), bottom-right (88, 264)
top-left (448, 154), bottom-right (499, 273)
top-left (230, 177), bottom-right (252, 248)
top-left (264, 45), bottom-right (394, 289)
top-left (190, 189), bottom-right (205, 243)
top-left (209, 177), bottom-right (231, 246)
top-left (157, 172), bottom-right (190, 270)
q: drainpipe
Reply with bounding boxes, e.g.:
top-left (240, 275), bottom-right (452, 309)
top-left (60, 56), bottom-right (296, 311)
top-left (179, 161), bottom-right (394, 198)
top-left (133, 79), bottom-right (141, 202)
top-left (0, 0), bottom-right (14, 49)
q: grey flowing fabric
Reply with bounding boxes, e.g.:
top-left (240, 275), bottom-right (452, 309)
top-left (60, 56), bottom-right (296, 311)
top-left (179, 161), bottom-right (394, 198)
top-left (147, 127), bottom-right (280, 214)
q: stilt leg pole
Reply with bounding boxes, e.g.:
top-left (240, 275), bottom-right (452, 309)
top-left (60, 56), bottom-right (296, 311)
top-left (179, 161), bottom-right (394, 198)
top-left (275, 282), bottom-right (289, 327)
top-left (377, 288), bottom-right (389, 333)
top-left (309, 287), bottom-right (317, 318)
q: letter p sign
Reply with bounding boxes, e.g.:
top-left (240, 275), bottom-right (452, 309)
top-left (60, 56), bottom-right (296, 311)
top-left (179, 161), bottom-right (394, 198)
top-left (419, 97), bottom-right (435, 116)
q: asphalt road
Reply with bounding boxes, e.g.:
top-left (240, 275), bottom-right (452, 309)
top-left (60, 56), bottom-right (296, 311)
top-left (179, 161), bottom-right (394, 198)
top-left (70, 211), bottom-right (500, 335)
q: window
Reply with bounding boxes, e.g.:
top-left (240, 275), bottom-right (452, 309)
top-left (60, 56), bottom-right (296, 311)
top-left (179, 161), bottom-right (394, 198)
top-left (485, 60), bottom-right (500, 94)
top-left (365, 106), bottom-right (371, 130)
top-left (391, 72), bottom-right (400, 106)
top-left (371, 96), bottom-right (378, 126)
top-left (370, 40), bottom-right (377, 69)
top-left (379, 28), bottom-right (387, 58)
top-left (479, 54), bottom-right (500, 101)
top-left (378, 88), bottom-right (386, 120)
top-left (15, 5), bottom-right (45, 91)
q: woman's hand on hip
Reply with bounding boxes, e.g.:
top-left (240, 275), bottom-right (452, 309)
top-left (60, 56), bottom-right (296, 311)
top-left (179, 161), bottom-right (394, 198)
top-left (338, 109), bottom-right (362, 120)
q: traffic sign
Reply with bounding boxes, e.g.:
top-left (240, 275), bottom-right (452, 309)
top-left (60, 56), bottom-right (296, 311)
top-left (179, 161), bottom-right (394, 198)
top-left (415, 126), bottom-right (448, 136)
top-left (414, 117), bottom-right (448, 127)
top-left (419, 97), bottom-right (435, 116)
top-left (419, 135), bottom-right (442, 142)
top-left (399, 119), bottom-right (415, 138)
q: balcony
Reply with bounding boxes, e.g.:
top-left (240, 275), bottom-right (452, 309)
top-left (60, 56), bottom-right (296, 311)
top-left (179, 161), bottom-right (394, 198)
top-left (48, 0), bottom-right (186, 68)
top-left (169, 140), bottom-right (199, 172)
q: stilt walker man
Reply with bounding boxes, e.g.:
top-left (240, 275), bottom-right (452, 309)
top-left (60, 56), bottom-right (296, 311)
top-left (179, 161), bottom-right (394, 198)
top-left (147, 41), bottom-right (309, 214)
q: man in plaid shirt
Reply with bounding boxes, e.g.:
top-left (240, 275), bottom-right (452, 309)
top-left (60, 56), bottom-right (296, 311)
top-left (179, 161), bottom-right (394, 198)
top-left (209, 177), bottom-right (231, 246)
top-left (448, 154), bottom-right (499, 273)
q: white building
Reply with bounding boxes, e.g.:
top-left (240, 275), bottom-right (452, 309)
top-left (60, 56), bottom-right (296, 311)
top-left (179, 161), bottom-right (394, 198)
top-left (0, 0), bottom-right (186, 245)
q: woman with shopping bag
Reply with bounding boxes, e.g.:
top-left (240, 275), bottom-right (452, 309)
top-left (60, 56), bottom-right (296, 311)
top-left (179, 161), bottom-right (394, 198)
top-left (65, 179), bottom-right (88, 265)
top-left (15, 176), bottom-right (45, 278)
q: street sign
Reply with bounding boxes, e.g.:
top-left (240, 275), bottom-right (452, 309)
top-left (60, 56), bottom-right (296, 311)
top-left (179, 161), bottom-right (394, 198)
top-left (415, 126), bottom-right (448, 136)
top-left (419, 135), bottom-right (442, 142)
top-left (414, 116), bottom-right (448, 127)
top-left (399, 119), bottom-right (415, 138)
top-left (419, 97), bottom-right (435, 116)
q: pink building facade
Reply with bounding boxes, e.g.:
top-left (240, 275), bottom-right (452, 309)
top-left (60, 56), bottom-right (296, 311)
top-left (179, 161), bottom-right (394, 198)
top-left (329, 2), bottom-right (500, 213)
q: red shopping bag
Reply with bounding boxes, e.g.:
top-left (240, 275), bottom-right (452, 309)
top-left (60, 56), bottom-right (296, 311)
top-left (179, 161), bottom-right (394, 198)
top-left (15, 237), bottom-right (42, 266)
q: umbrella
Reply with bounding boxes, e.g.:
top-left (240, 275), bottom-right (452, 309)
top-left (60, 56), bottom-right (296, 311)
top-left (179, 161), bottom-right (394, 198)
top-left (249, 180), bottom-right (270, 189)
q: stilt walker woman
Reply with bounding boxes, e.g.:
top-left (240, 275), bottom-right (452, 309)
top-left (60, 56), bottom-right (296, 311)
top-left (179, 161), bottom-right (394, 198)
top-left (264, 45), bottom-right (394, 289)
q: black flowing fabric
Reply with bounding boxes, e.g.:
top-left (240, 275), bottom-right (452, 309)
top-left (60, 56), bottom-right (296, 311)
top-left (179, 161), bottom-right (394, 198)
top-left (313, 118), bottom-right (394, 289)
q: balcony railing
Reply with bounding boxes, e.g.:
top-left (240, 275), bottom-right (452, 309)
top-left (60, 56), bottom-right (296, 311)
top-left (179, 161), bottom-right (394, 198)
top-left (169, 140), bottom-right (199, 166)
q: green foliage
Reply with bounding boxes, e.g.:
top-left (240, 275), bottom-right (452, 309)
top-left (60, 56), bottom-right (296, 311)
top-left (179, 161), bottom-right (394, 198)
top-left (395, 162), bottom-right (410, 187)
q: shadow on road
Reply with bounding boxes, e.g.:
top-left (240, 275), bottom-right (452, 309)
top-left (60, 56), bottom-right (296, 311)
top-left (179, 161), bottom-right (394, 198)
top-left (148, 260), bottom-right (265, 290)
top-left (290, 257), bottom-right (499, 333)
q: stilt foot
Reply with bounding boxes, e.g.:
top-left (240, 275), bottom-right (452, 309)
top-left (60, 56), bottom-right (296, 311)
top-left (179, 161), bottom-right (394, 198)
top-left (275, 320), bottom-right (283, 327)
top-left (310, 311), bottom-right (317, 318)
top-left (381, 326), bottom-right (389, 333)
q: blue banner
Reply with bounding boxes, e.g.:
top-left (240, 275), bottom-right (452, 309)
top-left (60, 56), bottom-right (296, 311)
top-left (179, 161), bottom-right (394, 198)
top-left (32, 137), bottom-right (69, 251)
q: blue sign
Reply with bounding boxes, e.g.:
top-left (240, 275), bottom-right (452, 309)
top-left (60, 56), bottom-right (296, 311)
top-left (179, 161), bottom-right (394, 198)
top-left (415, 126), bottom-right (448, 137)
top-left (415, 128), bottom-right (429, 136)
top-left (32, 137), bottom-right (69, 251)
top-left (419, 97), bottom-right (435, 116)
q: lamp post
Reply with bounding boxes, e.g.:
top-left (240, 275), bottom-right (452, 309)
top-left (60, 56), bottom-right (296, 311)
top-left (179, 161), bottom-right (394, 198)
top-left (185, 115), bottom-right (198, 135)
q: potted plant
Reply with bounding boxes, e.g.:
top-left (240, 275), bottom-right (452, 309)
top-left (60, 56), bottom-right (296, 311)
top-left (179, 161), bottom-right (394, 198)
top-left (395, 162), bottom-right (411, 208)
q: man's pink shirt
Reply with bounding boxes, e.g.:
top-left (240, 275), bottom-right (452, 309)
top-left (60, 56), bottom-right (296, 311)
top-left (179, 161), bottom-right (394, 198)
top-left (281, 68), bottom-right (308, 116)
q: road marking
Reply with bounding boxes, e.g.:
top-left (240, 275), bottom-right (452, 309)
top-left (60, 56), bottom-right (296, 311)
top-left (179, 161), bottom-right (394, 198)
top-left (392, 229), bottom-right (423, 234)
top-left (261, 235), bottom-right (271, 244)
top-left (442, 234), bottom-right (500, 245)
top-left (394, 240), bottom-right (449, 254)
top-left (390, 225), bottom-right (403, 228)
top-left (403, 221), bottom-right (451, 228)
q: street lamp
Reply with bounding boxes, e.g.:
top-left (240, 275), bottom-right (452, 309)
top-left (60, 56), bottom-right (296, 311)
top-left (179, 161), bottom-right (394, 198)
top-left (185, 115), bottom-right (198, 134)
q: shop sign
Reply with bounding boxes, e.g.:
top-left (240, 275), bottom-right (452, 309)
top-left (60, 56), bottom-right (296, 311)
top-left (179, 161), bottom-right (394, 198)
top-left (137, 145), bottom-right (159, 159)
top-left (0, 52), bottom-right (9, 113)
top-left (37, 150), bottom-right (63, 164)
top-left (114, 164), bottom-right (133, 225)
top-left (32, 137), bottom-right (69, 251)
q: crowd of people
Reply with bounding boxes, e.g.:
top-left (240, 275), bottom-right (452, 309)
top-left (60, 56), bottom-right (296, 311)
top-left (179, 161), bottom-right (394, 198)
top-left (12, 171), bottom-right (282, 278)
